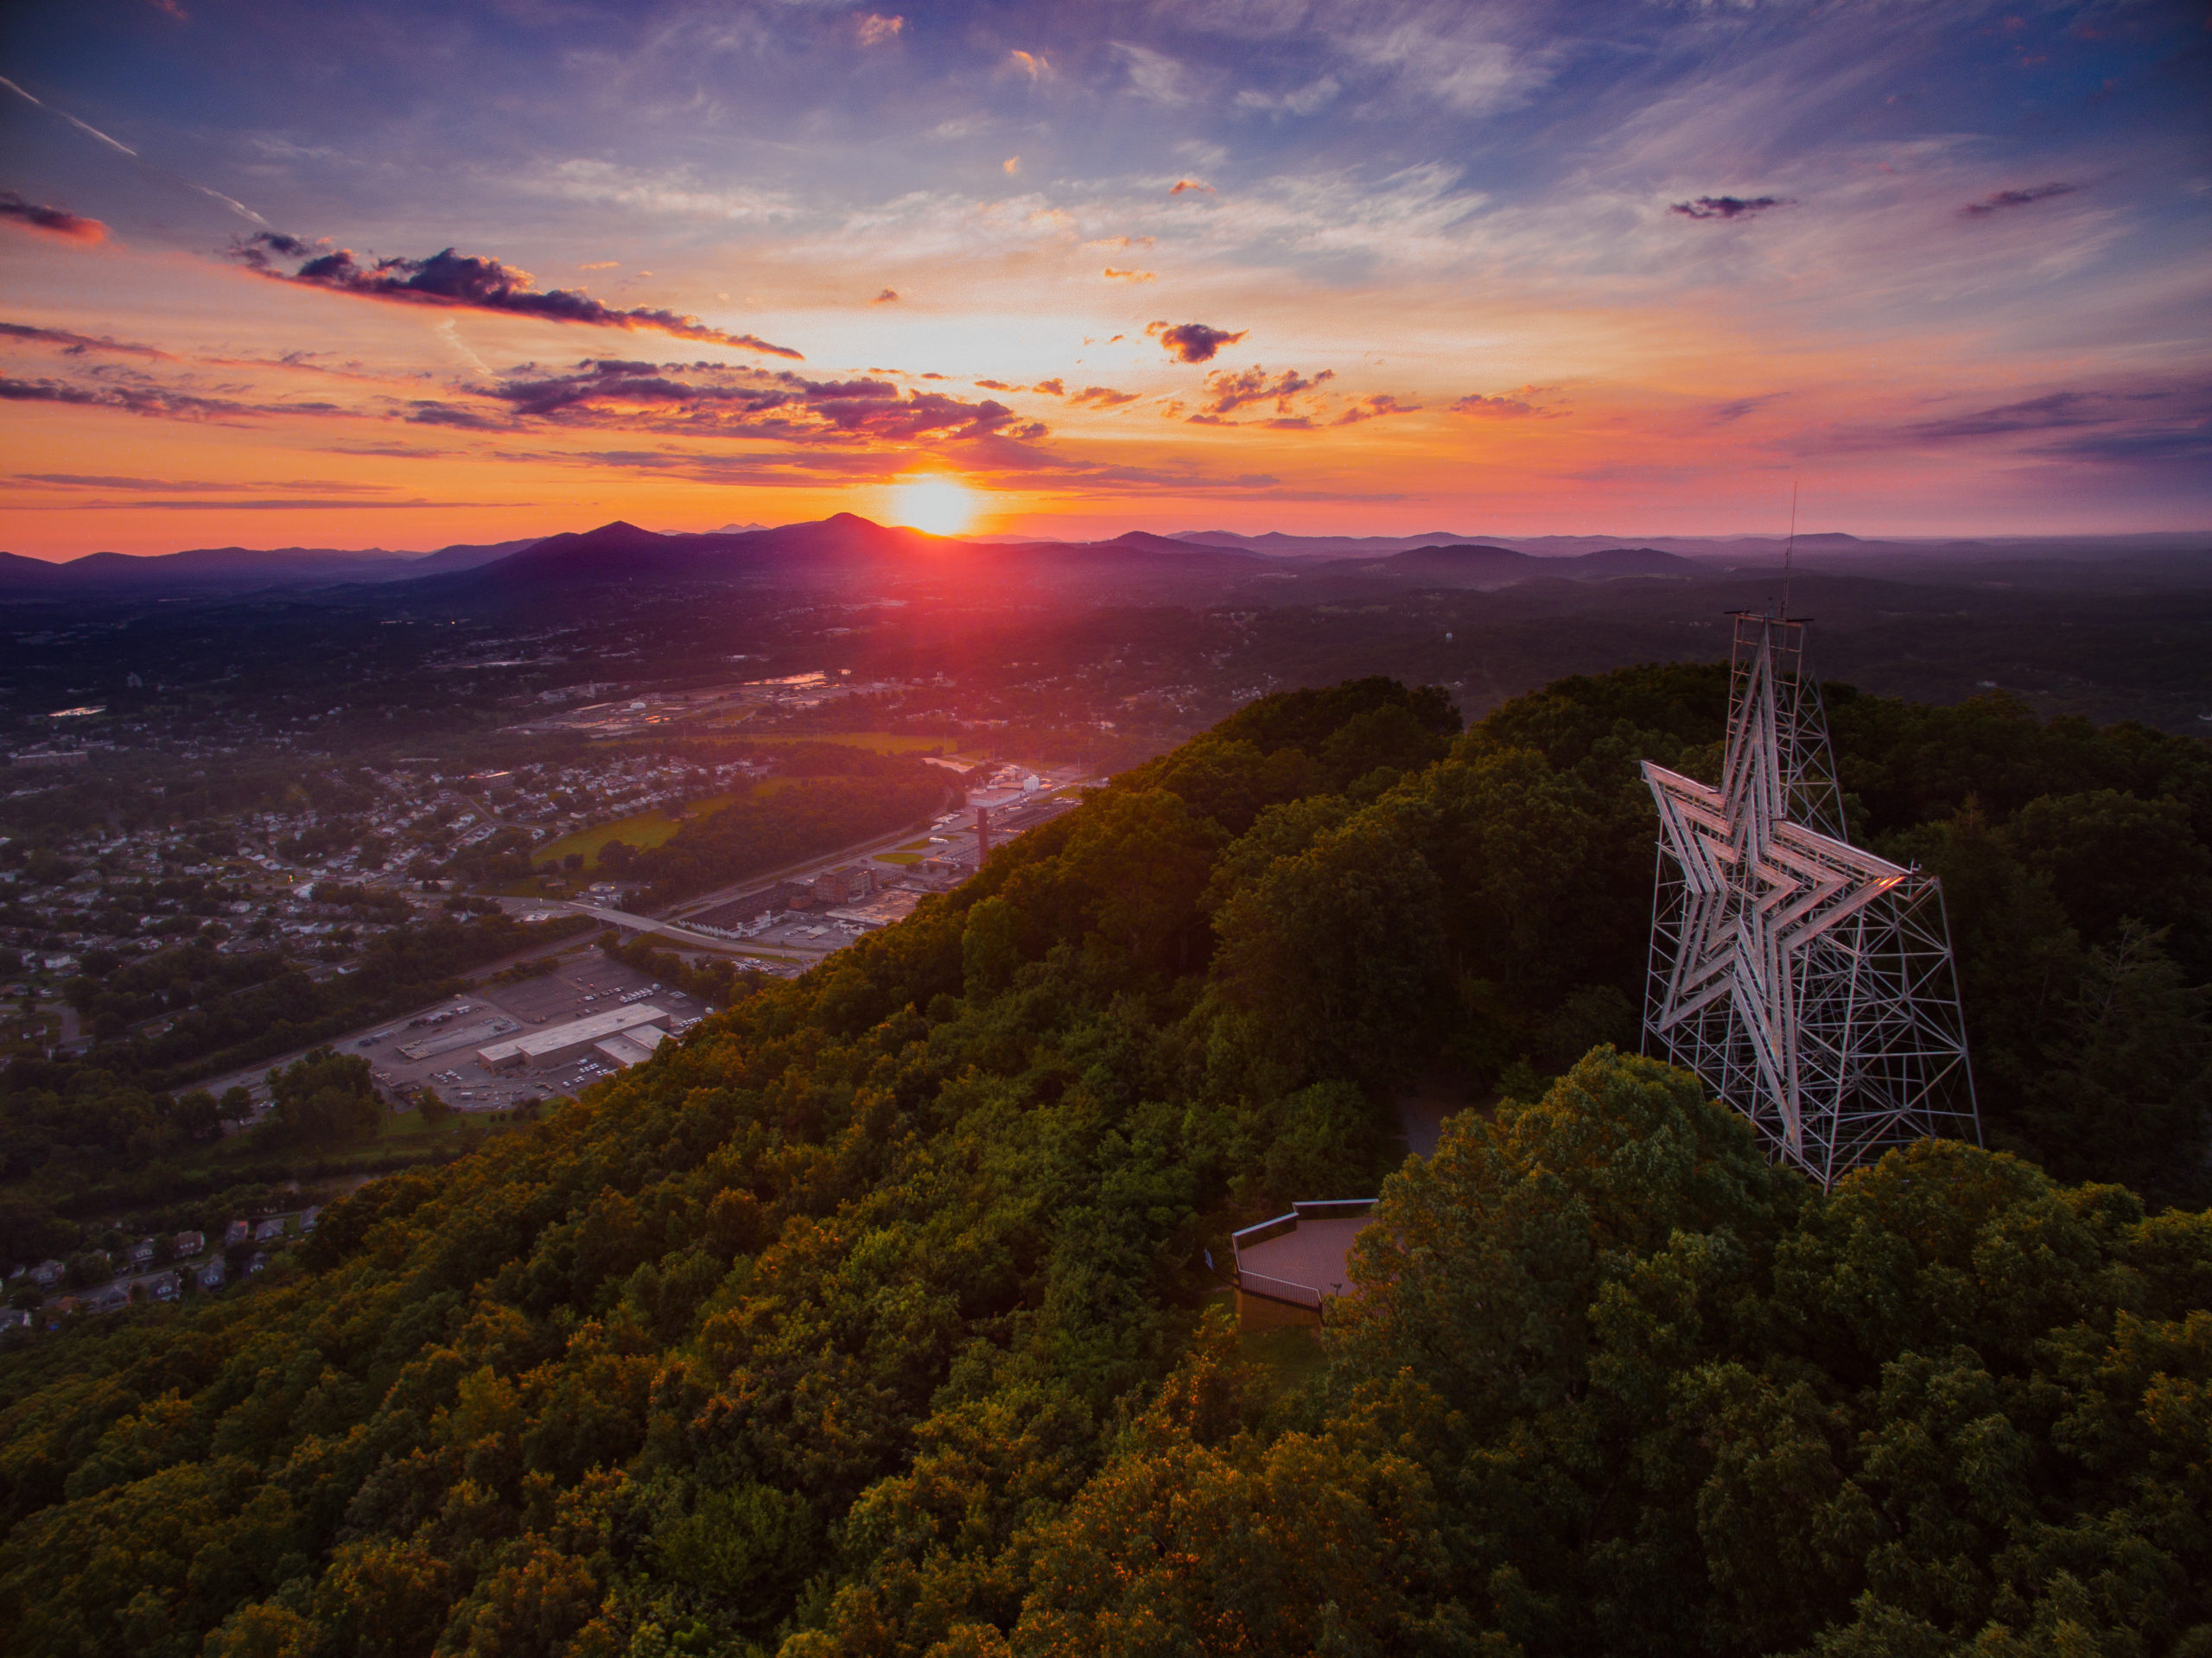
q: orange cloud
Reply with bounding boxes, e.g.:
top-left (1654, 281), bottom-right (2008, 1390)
top-left (0, 192), bottom-right (107, 245)
top-left (1103, 267), bottom-right (1155, 282)
top-left (1147, 320), bottom-right (1247, 362)
top-left (1333, 393), bottom-right (1419, 426)
top-left (1169, 178), bottom-right (1213, 195)
top-left (1199, 365), bottom-right (1332, 416)
top-left (856, 13), bottom-right (903, 46)
top-left (1452, 388), bottom-right (1556, 418)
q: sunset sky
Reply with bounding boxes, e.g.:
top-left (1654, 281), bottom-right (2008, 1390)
top-left (3, 0), bottom-right (2207, 557)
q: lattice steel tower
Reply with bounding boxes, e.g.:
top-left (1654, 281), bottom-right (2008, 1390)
top-left (1641, 613), bottom-right (1978, 1186)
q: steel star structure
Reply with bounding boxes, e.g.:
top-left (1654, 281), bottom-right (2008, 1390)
top-left (1641, 613), bottom-right (1978, 1186)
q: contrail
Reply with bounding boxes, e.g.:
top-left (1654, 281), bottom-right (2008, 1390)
top-left (1, 74), bottom-right (138, 156)
top-left (1, 72), bottom-right (270, 226)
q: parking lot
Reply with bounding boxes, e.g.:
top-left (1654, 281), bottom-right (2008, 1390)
top-left (348, 950), bottom-right (713, 1110)
top-left (744, 915), bottom-right (876, 953)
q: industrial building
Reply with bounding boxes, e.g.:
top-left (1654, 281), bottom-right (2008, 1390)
top-left (478, 1004), bottom-right (671, 1070)
top-left (810, 864), bottom-right (877, 905)
top-left (593, 1026), bottom-right (668, 1069)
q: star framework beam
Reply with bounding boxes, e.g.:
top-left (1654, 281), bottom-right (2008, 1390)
top-left (1641, 615), bottom-right (1979, 1186)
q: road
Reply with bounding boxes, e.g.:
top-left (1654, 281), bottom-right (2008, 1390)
top-left (556, 902), bottom-right (837, 963)
top-left (659, 803), bottom-right (953, 921)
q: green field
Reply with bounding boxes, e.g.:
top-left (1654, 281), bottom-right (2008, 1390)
top-left (533, 793), bottom-right (740, 871)
top-left (873, 852), bottom-right (924, 866)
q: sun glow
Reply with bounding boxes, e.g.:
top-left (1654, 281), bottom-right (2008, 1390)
top-left (890, 476), bottom-right (980, 537)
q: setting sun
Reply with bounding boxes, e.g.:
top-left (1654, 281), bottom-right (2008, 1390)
top-left (889, 477), bottom-right (981, 537)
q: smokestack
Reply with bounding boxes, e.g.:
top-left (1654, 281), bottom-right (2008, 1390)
top-left (975, 804), bottom-right (992, 862)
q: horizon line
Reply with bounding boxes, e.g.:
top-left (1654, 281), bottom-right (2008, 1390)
top-left (9, 517), bottom-right (2211, 567)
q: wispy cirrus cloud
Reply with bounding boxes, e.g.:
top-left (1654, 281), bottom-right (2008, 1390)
top-left (1233, 75), bottom-right (1340, 118)
top-left (23, 496), bottom-right (512, 511)
top-left (1452, 389), bottom-right (1552, 419)
top-left (229, 235), bottom-right (805, 359)
top-left (0, 374), bottom-right (340, 422)
top-left (1332, 393), bottom-right (1418, 426)
top-left (1711, 394), bottom-right (1781, 423)
top-left (12, 472), bottom-right (387, 493)
top-left (1, 320), bottom-right (170, 358)
top-left (1961, 181), bottom-right (2076, 219)
top-left (1856, 384), bottom-right (2210, 470)
top-left (524, 159), bottom-right (798, 226)
top-left (1904, 389), bottom-right (2146, 441)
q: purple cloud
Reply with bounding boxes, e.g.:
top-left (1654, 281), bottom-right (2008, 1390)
top-left (457, 357), bottom-right (1036, 447)
top-left (1148, 320), bottom-right (1249, 362)
top-left (1199, 365), bottom-right (1332, 416)
top-left (1452, 391), bottom-right (1547, 418)
top-left (0, 191), bottom-right (106, 244)
top-left (1671, 195), bottom-right (1792, 221)
top-left (229, 234), bottom-right (804, 359)
top-left (1961, 181), bottom-right (2076, 218)
top-left (0, 320), bottom-right (171, 359)
top-left (1332, 393), bottom-right (1418, 426)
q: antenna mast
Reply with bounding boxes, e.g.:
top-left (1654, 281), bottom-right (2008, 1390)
top-left (1781, 480), bottom-right (1798, 620)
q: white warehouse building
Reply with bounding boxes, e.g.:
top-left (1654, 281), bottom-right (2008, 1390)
top-left (478, 1004), bottom-right (671, 1071)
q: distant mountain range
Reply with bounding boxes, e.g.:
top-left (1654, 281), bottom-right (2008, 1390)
top-left (400, 518), bottom-right (1713, 600)
top-left (0, 537), bottom-right (537, 596)
top-left (1175, 529), bottom-right (2212, 562)
top-left (3, 519), bottom-right (2202, 600)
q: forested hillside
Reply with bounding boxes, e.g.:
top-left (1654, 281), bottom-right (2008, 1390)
top-left (0, 668), bottom-right (2206, 1657)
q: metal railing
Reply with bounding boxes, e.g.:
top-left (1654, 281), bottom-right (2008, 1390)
top-left (1292, 1198), bottom-right (1376, 1221)
top-left (1233, 1269), bottom-right (1324, 1310)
